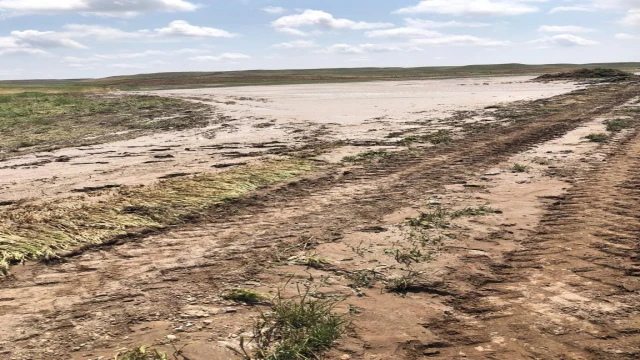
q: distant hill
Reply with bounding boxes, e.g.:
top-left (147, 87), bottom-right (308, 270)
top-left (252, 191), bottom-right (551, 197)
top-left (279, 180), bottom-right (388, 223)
top-left (2, 62), bottom-right (639, 91)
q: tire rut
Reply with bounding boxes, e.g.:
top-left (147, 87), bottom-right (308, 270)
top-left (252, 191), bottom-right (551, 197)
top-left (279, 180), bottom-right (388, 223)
top-left (427, 124), bottom-right (640, 359)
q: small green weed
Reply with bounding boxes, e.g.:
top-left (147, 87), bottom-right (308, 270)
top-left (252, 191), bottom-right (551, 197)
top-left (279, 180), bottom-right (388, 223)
top-left (397, 130), bottom-right (453, 146)
top-left (532, 157), bottom-right (551, 165)
top-left (115, 346), bottom-right (169, 360)
top-left (384, 270), bottom-right (423, 294)
top-left (304, 256), bottom-right (330, 269)
top-left (450, 205), bottom-right (500, 218)
top-left (348, 240), bottom-right (368, 257)
top-left (342, 150), bottom-right (389, 163)
top-left (348, 269), bottom-right (378, 289)
top-left (585, 133), bottom-right (608, 142)
top-left (512, 163), bottom-right (529, 173)
top-left (386, 131), bottom-right (405, 138)
top-left (605, 118), bottom-right (631, 132)
top-left (384, 247), bottom-right (432, 266)
top-left (406, 205), bottom-right (498, 230)
top-left (405, 208), bottom-right (449, 229)
top-left (229, 286), bottom-right (348, 360)
top-left (223, 289), bottom-right (269, 305)
top-left (430, 130), bottom-right (453, 145)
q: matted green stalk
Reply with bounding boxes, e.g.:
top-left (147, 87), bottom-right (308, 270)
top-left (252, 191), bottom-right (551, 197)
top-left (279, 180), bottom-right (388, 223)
top-left (0, 160), bottom-right (314, 275)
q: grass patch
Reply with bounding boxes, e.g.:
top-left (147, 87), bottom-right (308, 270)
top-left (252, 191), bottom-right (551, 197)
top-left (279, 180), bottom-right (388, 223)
top-left (0, 161), bottom-right (314, 275)
top-left (385, 270), bottom-right (424, 294)
top-left (397, 130), bottom-right (453, 146)
top-left (303, 256), bottom-right (330, 269)
top-left (450, 205), bottom-right (501, 218)
top-left (534, 68), bottom-right (638, 82)
top-left (223, 289), bottom-right (269, 305)
top-left (384, 247), bottom-right (432, 266)
top-left (585, 133), bottom-right (609, 142)
top-left (0, 92), bottom-right (209, 157)
top-left (605, 118), bottom-right (632, 132)
top-left (512, 163), bottom-right (529, 173)
top-left (230, 287), bottom-right (348, 360)
top-left (342, 149), bottom-right (389, 163)
top-left (405, 208), bottom-right (450, 229)
top-left (348, 269), bottom-right (378, 289)
top-left (406, 205), bottom-right (500, 229)
top-left (115, 346), bottom-right (169, 360)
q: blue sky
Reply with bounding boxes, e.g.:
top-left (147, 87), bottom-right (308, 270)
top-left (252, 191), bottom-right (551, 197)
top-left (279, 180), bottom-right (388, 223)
top-left (0, 0), bottom-right (638, 80)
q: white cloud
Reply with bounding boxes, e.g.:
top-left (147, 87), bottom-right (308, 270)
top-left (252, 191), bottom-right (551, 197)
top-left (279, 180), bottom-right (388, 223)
top-left (365, 27), bottom-right (441, 38)
top-left (411, 35), bottom-right (510, 46)
top-left (271, 9), bottom-right (393, 36)
top-left (272, 40), bottom-right (317, 49)
top-left (614, 33), bottom-right (638, 39)
top-left (0, 36), bottom-right (48, 55)
top-left (108, 63), bottom-right (148, 69)
top-left (537, 25), bottom-right (595, 33)
top-left (155, 20), bottom-right (238, 38)
top-left (63, 48), bottom-right (210, 63)
top-left (530, 34), bottom-right (599, 47)
top-left (404, 18), bottom-right (491, 28)
top-left (62, 24), bottom-right (148, 40)
top-left (0, 0), bottom-right (199, 17)
top-left (263, 6), bottom-right (286, 14)
top-left (319, 44), bottom-right (365, 54)
top-left (275, 27), bottom-right (310, 36)
top-left (0, 29), bottom-right (84, 57)
top-left (318, 43), bottom-right (423, 54)
top-left (621, 9), bottom-right (640, 26)
top-left (548, 6), bottom-right (595, 14)
top-left (395, 0), bottom-right (539, 16)
top-left (10, 30), bottom-right (87, 48)
top-left (189, 53), bottom-right (251, 61)
top-left (365, 17), bottom-right (495, 39)
top-left (59, 21), bottom-right (237, 41)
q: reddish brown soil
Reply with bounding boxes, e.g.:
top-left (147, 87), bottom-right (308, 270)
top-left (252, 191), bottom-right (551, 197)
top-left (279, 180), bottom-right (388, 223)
top-left (0, 82), bottom-right (639, 360)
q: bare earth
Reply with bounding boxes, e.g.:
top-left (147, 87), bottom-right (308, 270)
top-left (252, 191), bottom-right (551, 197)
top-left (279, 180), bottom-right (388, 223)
top-left (0, 76), bottom-right (575, 201)
top-left (1, 76), bottom-right (639, 360)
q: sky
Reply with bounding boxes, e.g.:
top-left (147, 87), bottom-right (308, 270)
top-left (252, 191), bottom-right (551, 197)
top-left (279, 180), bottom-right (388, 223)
top-left (0, 0), bottom-right (639, 80)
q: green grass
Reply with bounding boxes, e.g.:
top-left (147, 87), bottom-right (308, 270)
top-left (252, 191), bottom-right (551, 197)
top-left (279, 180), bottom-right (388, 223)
top-left (605, 118), bottom-right (632, 132)
top-left (405, 208), bottom-right (450, 229)
top-left (0, 161), bottom-right (314, 275)
top-left (406, 205), bottom-right (500, 229)
top-left (223, 289), bottom-right (269, 305)
top-left (230, 288), bottom-right (347, 360)
top-left (303, 256), bottom-right (330, 269)
top-left (450, 205), bottom-right (501, 218)
top-left (342, 149), bottom-right (389, 163)
top-left (512, 163), bottom-right (529, 173)
top-left (115, 346), bottom-right (169, 360)
top-left (585, 133), bottom-right (609, 142)
top-left (398, 130), bottom-right (453, 146)
top-left (0, 92), bottom-right (209, 157)
top-left (348, 269), bottom-right (378, 289)
top-left (385, 270), bottom-right (423, 294)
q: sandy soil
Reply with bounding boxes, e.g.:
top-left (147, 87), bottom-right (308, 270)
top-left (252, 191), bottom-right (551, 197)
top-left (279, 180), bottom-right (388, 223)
top-left (0, 76), bottom-right (576, 202)
top-left (1, 78), bottom-right (639, 360)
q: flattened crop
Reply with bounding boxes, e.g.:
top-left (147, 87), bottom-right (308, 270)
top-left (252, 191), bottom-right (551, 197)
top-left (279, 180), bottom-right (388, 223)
top-left (0, 161), bottom-right (314, 274)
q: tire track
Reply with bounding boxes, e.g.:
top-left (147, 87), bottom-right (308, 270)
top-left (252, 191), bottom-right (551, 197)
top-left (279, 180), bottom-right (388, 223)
top-left (429, 124), bottom-right (640, 359)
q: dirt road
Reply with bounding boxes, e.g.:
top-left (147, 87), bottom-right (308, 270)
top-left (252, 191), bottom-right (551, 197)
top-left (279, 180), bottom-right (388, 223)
top-left (0, 81), bottom-right (638, 360)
